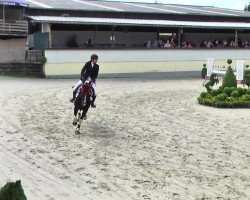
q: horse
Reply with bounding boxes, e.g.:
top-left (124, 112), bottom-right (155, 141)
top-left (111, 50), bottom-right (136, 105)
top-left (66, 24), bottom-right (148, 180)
top-left (73, 81), bottom-right (92, 134)
top-left (203, 73), bottom-right (219, 92)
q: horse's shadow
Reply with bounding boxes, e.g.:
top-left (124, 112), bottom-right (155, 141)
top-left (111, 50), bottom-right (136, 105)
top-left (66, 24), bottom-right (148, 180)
top-left (78, 121), bottom-right (116, 139)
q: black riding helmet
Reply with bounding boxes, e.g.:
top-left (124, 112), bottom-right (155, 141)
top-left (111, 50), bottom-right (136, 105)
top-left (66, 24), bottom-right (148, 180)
top-left (91, 54), bottom-right (98, 61)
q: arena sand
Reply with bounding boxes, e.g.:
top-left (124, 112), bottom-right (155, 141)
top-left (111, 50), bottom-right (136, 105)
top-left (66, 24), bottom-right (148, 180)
top-left (0, 77), bottom-right (249, 200)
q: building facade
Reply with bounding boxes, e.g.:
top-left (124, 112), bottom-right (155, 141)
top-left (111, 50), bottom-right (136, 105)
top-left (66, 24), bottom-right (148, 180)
top-left (2, 0), bottom-right (250, 77)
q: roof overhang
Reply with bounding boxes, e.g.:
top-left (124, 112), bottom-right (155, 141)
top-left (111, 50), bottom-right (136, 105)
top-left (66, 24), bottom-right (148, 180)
top-left (28, 16), bottom-right (250, 29)
top-left (0, 0), bottom-right (28, 7)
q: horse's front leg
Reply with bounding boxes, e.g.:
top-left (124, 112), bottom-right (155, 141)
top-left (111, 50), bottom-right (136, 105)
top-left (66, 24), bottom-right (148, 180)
top-left (75, 114), bottom-right (84, 134)
top-left (75, 118), bottom-right (82, 134)
top-left (73, 105), bottom-right (78, 126)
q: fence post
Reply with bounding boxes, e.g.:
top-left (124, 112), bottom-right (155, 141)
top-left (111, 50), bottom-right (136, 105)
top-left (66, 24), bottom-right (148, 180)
top-left (206, 58), bottom-right (214, 78)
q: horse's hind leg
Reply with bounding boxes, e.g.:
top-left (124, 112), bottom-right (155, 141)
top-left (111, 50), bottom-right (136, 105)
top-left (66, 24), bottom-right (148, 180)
top-left (73, 116), bottom-right (77, 126)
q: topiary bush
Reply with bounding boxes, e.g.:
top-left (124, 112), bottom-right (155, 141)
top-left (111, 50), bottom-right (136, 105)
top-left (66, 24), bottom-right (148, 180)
top-left (200, 92), bottom-right (208, 98)
top-left (222, 66), bottom-right (237, 89)
top-left (227, 59), bottom-right (232, 65)
top-left (223, 87), bottom-right (234, 96)
top-left (244, 73), bottom-right (250, 89)
top-left (217, 86), bottom-right (224, 94)
top-left (237, 87), bottom-right (247, 96)
top-left (231, 90), bottom-right (240, 98)
top-left (201, 64), bottom-right (207, 79)
top-left (0, 180), bottom-right (27, 200)
top-left (211, 89), bottom-right (219, 97)
top-left (242, 94), bottom-right (250, 101)
top-left (215, 93), bottom-right (227, 101)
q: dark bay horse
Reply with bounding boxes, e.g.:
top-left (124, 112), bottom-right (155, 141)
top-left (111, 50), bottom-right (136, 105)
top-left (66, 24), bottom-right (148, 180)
top-left (73, 81), bottom-right (92, 134)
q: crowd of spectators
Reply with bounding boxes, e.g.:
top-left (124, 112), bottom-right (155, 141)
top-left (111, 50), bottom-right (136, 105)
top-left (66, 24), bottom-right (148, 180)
top-left (145, 38), bottom-right (250, 48)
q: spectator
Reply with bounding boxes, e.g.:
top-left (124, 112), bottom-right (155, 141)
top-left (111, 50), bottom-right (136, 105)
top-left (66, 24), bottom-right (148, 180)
top-left (214, 39), bottom-right (219, 47)
top-left (229, 40), bottom-right (234, 47)
top-left (152, 40), bottom-right (158, 48)
top-left (87, 38), bottom-right (93, 47)
top-left (200, 40), bottom-right (207, 48)
top-left (206, 40), bottom-right (214, 48)
top-left (146, 41), bottom-right (151, 48)
top-left (187, 42), bottom-right (193, 48)
top-left (145, 37), bottom-right (250, 49)
top-left (182, 41), bottom-right (187, 48)
top-left (170, 38), bottom-right (176, 48)
top-left (245, 41), bottom-right (249, 48)
top-left (223, 40), bottom-right (228, 47)
top-left (158, 40), bottom-right (164, 48)
top-left (164, 40), bottom-right (171, 48)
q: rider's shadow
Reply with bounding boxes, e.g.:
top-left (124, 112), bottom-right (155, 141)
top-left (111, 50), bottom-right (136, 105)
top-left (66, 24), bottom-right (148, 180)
top-left (84, 121), bottom-right (116, 139)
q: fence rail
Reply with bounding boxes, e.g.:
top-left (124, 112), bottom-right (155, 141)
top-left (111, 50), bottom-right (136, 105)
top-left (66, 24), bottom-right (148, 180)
top-left (0, 19), bottom-right (28, 36)
top-left (25, 50), bottom-right (44, 62)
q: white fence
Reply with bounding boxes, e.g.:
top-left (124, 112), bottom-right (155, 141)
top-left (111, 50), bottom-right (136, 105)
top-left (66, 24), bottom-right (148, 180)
top-left (206, 58), bottom-right (245, 83)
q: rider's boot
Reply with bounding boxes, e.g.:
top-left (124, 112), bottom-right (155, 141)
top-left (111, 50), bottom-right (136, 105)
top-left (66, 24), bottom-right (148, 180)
top-left (69, 91), bottom-right (76, 103)
top-left (72, 116), bottom-right (77, 126)
top-left (91, 96), bottom-right (96, 108)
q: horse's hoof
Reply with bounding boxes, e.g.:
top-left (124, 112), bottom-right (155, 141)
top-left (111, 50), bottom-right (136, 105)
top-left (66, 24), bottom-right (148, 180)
top-left (82, 114), bottom-right (87, 120)
top-left (72, 121), bottom-right (77, 126)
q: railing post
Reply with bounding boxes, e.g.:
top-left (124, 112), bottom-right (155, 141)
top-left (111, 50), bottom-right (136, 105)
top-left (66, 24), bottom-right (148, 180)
top-left (3, 5), bottom-right (5, 31)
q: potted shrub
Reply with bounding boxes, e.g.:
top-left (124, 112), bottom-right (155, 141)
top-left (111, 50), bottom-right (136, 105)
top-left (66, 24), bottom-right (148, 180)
top-left (201, 64), bottom-right (207, 79)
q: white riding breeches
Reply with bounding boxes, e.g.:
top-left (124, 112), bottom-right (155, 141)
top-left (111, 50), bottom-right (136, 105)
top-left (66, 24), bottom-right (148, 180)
top-left (73, 79), bottom-right (97, 96)
top-left (91, 82), bottom-right (97, 96)
top-left (73, 80), bottom-right (83, 92)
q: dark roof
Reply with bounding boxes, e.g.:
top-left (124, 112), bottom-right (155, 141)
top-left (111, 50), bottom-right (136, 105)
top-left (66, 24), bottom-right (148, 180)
top-left (25, 0), bottom-right (250, 17)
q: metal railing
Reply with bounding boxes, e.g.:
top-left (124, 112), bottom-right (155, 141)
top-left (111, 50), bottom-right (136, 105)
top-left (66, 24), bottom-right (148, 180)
top-left (0, 19), bottom-right (28, 36)
top-left (25, 50), bottom-right (44, 63)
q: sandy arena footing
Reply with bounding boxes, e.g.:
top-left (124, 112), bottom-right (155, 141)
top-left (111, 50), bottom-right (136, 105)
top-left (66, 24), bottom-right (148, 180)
top-left (0, 77), bottom-right (249, 200)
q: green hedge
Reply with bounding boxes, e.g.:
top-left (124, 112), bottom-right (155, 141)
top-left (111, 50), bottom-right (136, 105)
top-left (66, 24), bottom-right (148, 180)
top-left (198, 87), bottom-right (250, 108)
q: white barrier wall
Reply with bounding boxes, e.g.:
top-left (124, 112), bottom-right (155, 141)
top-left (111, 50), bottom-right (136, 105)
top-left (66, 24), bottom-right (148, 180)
top-left (44, 49), bottom-right (250, 77)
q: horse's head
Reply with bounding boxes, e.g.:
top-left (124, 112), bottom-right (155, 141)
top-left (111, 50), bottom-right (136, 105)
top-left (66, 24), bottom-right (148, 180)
top-left (210, 73), bottom-right (219, 85)
top-left (210, 73), bottom-right (217, 80)
top-left (80, 81), bottom-right (91, 95)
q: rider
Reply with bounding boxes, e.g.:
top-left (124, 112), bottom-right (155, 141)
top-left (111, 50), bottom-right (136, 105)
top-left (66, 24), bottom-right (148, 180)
top-left (70, 54), bottom-right (99, 107)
